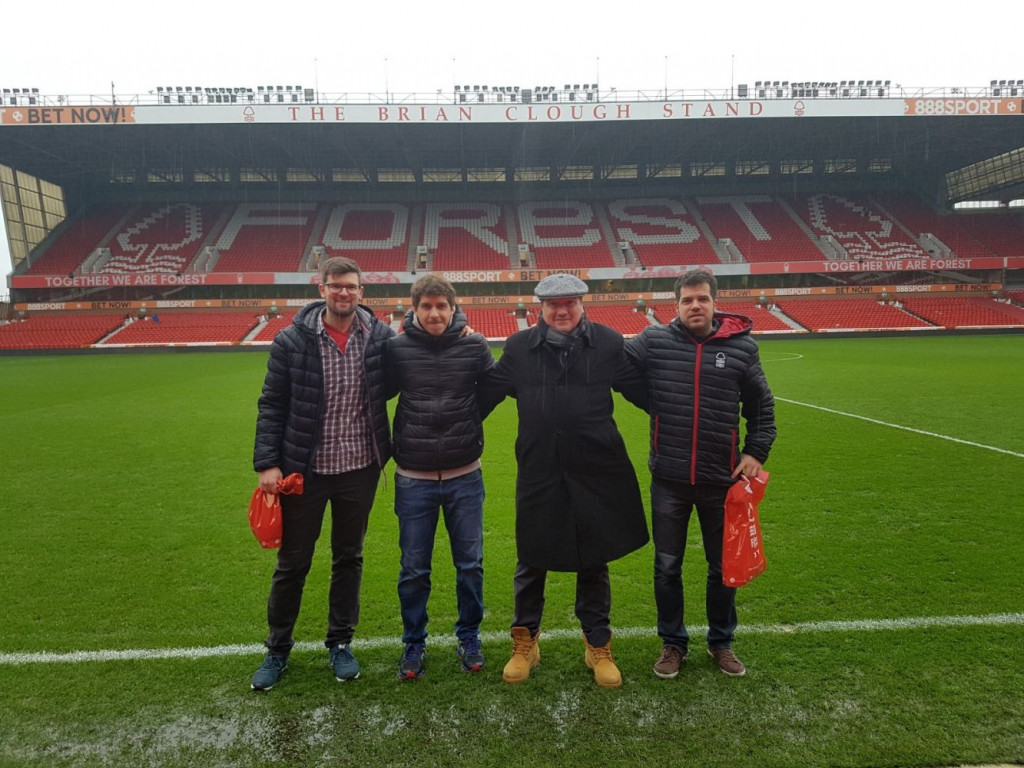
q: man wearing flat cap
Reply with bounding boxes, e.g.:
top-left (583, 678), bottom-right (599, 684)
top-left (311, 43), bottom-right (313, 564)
top-left (479, 273), bottom-right (648, 688)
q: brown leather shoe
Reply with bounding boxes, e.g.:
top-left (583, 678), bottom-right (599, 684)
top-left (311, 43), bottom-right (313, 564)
top-left (653, 645), bottom-right (687, 679)
top-left (709, 647), bottom-right (746, 676)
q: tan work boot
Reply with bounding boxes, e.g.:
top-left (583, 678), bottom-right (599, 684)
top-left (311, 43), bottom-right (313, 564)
top-left (502, 626), bottom-right (540, 684)
top-left (583, 633), bottom-right (622, 688)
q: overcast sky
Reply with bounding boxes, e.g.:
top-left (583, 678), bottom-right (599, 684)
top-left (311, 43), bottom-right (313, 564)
top-left (2, 0), bottom-right (1021, 285)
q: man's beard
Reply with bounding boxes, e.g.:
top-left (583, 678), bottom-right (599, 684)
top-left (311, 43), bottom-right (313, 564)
top-left (325, 301), bottom-right (357, 321)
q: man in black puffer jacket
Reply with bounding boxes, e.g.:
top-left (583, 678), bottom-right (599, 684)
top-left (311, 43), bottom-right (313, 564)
top-left (384, 274), bottom-right (495, 680)
top-left (626, 269), bottom-right (776, 680)
top-left (250, 257), bottom-right (394, 691)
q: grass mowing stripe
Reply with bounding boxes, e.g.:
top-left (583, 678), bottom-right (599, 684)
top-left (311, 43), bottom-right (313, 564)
top-left (3, 611), bottom-right (1021, 666)
top-left (777, 396), bottom-right (1024, 458)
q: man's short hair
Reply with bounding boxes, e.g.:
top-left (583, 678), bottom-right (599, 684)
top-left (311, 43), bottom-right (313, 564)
top-left (411, 273), bottom-right (457, 308)
top-left (320, 256), bottom-right (362, 284)
top-left (674, 269), bottom-right (718, 300)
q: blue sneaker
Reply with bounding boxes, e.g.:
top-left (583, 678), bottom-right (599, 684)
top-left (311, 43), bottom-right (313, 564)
top-left (330, 643), bottom-right (360, 681)
top-left (457, 636), bottom-right (485, 672)
top-left (398, 643), bottom-right (427, 680)
top-left (251, 653), bottom-right (288, 691)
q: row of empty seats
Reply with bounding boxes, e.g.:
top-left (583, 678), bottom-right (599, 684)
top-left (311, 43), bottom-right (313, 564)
top-left (5, 296), bottom-right (1022, 349)
top-left (27, 196), bottom-right (1021, 277)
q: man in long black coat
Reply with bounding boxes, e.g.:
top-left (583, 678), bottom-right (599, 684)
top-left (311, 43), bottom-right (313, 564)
top-left (479, 273), bottom-right (648, 688)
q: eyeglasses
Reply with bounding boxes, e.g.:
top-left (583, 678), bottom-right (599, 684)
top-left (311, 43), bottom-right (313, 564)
top-left (323, 283), bottom-right (361, 294)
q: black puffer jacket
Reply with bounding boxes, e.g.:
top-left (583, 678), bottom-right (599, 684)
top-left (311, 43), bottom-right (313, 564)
top-left (385, 307), bottom-right (495, 471)
top-left (253, 302), bottom-right (394, 476)
top-left (625, 312), bottom-right (776, 486)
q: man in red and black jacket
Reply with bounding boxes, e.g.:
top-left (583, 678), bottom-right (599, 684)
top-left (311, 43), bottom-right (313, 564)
top-left (626, 269), bottom-right (776, 680)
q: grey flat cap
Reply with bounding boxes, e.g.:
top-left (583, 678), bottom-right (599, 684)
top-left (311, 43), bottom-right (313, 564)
top-left (535, 273), bottom-right (589, 300)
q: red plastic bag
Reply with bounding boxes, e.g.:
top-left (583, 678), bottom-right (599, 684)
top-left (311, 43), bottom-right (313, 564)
top-left (722, 471), bottom-right (769, 587)
top-left (248, 473), bottom-right (304, 549)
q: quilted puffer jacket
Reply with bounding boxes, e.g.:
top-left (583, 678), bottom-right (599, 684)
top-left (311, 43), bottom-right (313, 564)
top-left (253, 302), bottom-right (394, 476)
top-left (626, 312), bottom-right (776, 486)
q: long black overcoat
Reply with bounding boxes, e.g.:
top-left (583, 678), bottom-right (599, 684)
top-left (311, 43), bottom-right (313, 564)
top-left (479, 319), bottom-right (648, 572)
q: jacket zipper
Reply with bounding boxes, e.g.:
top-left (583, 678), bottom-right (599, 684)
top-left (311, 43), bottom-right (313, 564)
top-left (690, 342), bottom-right (703, 484)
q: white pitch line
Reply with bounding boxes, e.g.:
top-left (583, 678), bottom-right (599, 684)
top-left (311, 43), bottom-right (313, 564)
top-left (777, 397), bottom-right (1024, 459)
top-left (1, 612), bottom-right (1022, 666)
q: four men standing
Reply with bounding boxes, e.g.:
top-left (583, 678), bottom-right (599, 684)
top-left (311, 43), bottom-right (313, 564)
top-left (251, 263), bottom-right (775, 689)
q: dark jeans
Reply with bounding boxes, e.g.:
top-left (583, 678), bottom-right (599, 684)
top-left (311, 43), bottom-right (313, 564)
top-left (395, 469), bottom-right (485, 645)
top-left (264, 465), bottom-right (380, 655)
top-left (651, 477), bottom-right (737, 651)
top-left (511, 561), bottom-right (612, 647)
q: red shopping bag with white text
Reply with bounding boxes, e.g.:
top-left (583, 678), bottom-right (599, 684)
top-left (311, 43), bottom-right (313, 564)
top-left (248, 473), bottom-right (304, 549)
top-left (722, 472), bottom-right (769, 587)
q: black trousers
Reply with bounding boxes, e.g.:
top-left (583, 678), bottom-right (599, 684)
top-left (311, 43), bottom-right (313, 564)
top-left (651, 477), bottom-right (737, 651)
top-left (511, 561), bottom-right (612, 647)
top-left (264, 465), bottom-right (380, 655)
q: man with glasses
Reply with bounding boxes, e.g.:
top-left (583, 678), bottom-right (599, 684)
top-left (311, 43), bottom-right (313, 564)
top-left (251, 256), bottom-right (394, 690)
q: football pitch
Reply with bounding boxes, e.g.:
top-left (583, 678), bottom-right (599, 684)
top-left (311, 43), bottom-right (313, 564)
top-left (1, 334), bottom-right (1022, 768)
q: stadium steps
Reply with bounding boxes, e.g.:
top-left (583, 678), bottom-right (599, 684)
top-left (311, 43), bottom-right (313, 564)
top-left (681, 198), bottom-right (730, 263)
top-left (769, 306), bottom-right (808, 331)
top-left (407, 206), bottom-right (425, 271)
top-left (592, 203), bottom-right (625, 267)
top-left (776, 197), bottom-right (835, 259)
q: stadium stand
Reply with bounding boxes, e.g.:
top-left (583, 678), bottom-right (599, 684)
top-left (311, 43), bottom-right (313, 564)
top-left (875, 196), bottom-right (994, 258)
top-left (25, 207), bottom-right (126, 275)
top-left (792, 194), bottom-right (927, 261)
top-left (319, 203), bottom-right (411, 272)
top-left (950, 212), bottom-right (1024, 258)
top-left (103, 312), bottom-right (260, 344)
top-left (694, 196), bottom-right (825, 262)
top-left (775, 298), bottom-right (934, 331)
top-left (584, 305), bottom-right (653, 335)
top-left (0, 314), bottom-right (125, 349)
top-left (423, 203), bottom-right (512, 270)
top-left (101, 203), bottom-right (227, 273)
top-left (518, 201), bottom-right (616, 268)
top-left (212, 203), bottom-right (319, 272)
top-left (899, 297), bottom-right (1024, 328)
top-left (462, 308), bottom-right (520, 338)
top-left (249, 313), bottom-right (296, 343)
top-left (721, 302), bottom-right (800, 332)
top-left (605, 198), bottom-right (720, 266)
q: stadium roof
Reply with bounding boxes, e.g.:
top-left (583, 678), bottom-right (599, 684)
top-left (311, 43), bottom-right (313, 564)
top-left (2, 90), bottom-right (1023, 207)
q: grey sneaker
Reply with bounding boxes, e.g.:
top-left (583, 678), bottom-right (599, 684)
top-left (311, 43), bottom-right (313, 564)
top-left (457, 636), bottom-right (485, 672)
top-left (709, 647), bottom-right (746, 676)
top-left (251, 653), bottom-right (288, 690)
top-left (653, 645), bottom-right (687, 679)
top-left (330, 643), bottom-right (360, 681)
top-left (399, 643), bottom-right (427, 680)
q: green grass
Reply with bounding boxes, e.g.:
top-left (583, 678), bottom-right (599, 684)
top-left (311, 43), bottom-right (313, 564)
top-left (1, 335), bottom-right (1022, 767)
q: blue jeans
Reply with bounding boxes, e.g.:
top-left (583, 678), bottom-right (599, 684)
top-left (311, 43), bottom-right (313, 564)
top-left (395, 469), bottom-right (485, 645)
top-left (651, 477), bottom-right (737, 651)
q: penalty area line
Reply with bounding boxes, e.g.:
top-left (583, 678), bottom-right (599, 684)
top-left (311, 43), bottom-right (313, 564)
top-left (777, 397), bottom-right (1024, 459)
top-left (1, 612), bottom-right (1022, 666)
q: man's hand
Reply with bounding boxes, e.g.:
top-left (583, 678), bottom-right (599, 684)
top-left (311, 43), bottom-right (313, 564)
top-left (259, 467), bottom-right (284, 494)
top-left (732, 454), bottom-right (764, 479)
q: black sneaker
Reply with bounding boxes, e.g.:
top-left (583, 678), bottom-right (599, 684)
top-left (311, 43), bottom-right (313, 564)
top-left (398, 643), bottom-right (427, 680)
top-left (329, 643), bottom-right (360, 681)
top-left (457, 636), bottom-right (485, 672)
top-left (251, 653), bottom-right (288, 691)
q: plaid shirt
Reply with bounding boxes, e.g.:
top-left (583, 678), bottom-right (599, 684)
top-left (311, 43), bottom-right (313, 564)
top-left (313, 309), bottom-right (375, 474)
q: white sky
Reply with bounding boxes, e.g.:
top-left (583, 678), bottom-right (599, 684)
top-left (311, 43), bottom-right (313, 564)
top-left (2, 0), bottom-right (1021, 286)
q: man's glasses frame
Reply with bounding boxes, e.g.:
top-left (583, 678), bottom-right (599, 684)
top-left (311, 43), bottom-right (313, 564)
top-left (323, 282), bottom-right (362, 294)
